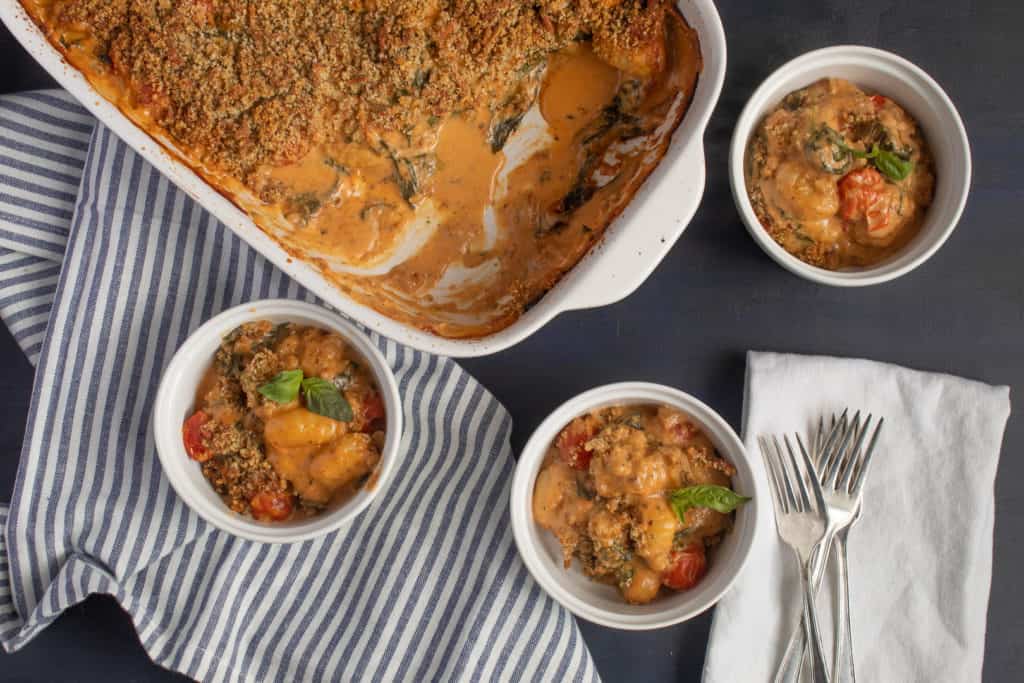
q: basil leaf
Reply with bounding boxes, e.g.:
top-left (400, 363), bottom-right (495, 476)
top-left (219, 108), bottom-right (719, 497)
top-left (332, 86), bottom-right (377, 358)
top-left (836, 140), bottom-right (914, 182)
top-left (872, 148), bottom-right (913, 182)
top-left (301, 377), bottom-right (353, 422)
top-left (669, 485), bottom-right (751, 524)
top-left (835, 138), bottom-right (868, 160)
top-left (258, 369), bottom-right (303, 403)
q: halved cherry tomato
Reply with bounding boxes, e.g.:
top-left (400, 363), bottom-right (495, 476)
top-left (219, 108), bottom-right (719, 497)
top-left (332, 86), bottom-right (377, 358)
top-left (870, 94), bottom-right (887, 109)
top-left (250, 491), bottom-right (294, 522)
top-left (360, 392), bottom-right (385, 431)
top-left (555, 419), bottom-right (596, 470)
top-left (838, 167), bottom-right (891, 233)
top-left (663, 543), bottom-right (707, 591)
top-left (183, 411), bottom-right (211, 462)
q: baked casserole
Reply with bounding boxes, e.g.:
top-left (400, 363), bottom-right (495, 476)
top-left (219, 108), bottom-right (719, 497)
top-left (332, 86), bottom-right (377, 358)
top-left (21, 0), bottom-right (702, 337)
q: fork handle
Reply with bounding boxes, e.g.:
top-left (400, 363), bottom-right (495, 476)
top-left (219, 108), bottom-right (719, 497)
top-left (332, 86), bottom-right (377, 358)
top-left (774, 534), bottom-right (835, 683)
top-left (832, 530), bottom-right (856, 683)
top-left (799, 559), bottom-right (832, 683)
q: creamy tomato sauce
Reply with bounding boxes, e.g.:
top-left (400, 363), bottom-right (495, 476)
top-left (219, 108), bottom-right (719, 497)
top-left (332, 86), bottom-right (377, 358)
top-left (533, 404), bottom-right (748, 604)
top-left (746, 78), bottom-right (935, 270)
top-left (20, 0), bottom-right (702, 338)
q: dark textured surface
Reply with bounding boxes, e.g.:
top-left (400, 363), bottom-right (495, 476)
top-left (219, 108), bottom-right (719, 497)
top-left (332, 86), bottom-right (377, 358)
top-left (1, 0), bottom-right (1021, 680)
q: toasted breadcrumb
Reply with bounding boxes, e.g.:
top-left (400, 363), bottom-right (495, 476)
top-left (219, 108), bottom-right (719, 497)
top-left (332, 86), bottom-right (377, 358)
top-left (52, 0), bottom-right (670, 189)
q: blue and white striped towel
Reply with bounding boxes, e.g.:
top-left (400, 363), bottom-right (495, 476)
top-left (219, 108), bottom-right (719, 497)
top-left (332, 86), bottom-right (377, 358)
top-left (0, 90), bottom-right (599, 682)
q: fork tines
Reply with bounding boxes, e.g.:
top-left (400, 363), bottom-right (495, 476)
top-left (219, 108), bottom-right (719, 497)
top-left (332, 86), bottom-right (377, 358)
top-left (759, 434), bottom-right (827, 517)
top-left (814, 410), bottom-right (885, 497)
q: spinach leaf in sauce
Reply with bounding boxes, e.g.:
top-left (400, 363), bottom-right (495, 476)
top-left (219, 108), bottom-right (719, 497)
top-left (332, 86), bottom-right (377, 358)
top-left (536, 84), bottom-right (646, 236)
top-left (580, 93), bottom-right (637, 146)
top-left (253, 322), bottom-right (290, 353)
top-left (381, 142), bottom-right (419, 206)
top-left (781, 89), bottom-right (808, 111)
top-left (412, 68), bottom-right (432, 92)
top-left (621, 414), bottom-right (645, 430)
top-left (289, 192), bottom-right (323, 223)
top-left (806, 125), bottom-right (854, 175)
top-left (489, 113), bottom-right (525, 153)
top-left (324, 157), bottom-right (349, 175)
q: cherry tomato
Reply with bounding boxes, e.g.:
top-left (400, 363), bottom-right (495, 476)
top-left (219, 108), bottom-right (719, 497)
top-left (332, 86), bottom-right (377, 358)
top-left (671, 420), bottom-right (699, 443)
top-left (657, 408), bottom-right (698, 444)
top-left (662, 543), bottom-right (707, 591)
top-left (250, 491), bottom-right (294, 522)
top-left (182, 411), bottom-right (211, 462)
top-left (360, 392), bottom-right (385, 431)
top-left (555, 419), bottom-right (595, 470)
top-left (838, 167), bottom-right (891, 233)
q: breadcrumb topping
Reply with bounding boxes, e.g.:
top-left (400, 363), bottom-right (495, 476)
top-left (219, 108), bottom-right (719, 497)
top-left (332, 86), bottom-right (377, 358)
top-left (51, 0), bottom-right (669, 188)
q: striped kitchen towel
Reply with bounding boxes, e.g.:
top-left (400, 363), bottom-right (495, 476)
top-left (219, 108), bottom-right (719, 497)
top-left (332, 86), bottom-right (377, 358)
top-left (0, 90), bottom-right (598, 682)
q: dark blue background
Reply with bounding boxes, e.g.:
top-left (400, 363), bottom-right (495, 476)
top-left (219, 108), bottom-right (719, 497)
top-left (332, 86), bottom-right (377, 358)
top-left (2, 1), bottom-right (1021, 680)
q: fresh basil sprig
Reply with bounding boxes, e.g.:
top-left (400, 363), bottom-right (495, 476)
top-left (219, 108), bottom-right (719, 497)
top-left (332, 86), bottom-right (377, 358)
top-left (868, 146), bottom-right (914, 182)
top-left (669, 485), bottom-right (751, 525)
top-left (257, 369), bottom-right (354, 422)
top-left (301, 377), bottom-right (353, 422)
top-left (257, 369), bottom-right (303, 403)
top-left (839, 140), bottom-right (914, 182)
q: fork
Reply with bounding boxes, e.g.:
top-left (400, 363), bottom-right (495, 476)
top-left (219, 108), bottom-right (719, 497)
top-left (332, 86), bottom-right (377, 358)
top-left (819, 413), bottom-right (883, 683)
top-left (774, 411), bottom-right (884, 683)
top-left (759, 434), bottom-right (832, 683)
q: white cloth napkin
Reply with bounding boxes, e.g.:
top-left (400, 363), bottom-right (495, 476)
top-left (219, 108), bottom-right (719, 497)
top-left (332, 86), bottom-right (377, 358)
top-left (703, 351), bottom-right (1011, 683)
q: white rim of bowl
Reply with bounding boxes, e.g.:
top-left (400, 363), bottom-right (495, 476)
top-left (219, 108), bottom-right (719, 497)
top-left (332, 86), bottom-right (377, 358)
top-left (509, 382), bottom-right (760, 630)
top-left (729, 45), bottom-right (971, 286)
top-left (152, 299), bottom-right (403, 543)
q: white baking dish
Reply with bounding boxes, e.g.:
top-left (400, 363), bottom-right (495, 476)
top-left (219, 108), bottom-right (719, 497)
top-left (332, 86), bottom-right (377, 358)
top-left (1, 0), bottom-right (726, 357)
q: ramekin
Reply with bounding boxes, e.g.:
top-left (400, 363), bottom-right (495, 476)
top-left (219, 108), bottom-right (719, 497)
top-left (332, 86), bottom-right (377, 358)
top-left (153, 299), bottom-right (403, 543)
top-left (509, 382), bottom-right (762, 630)
top-left (729, 45), bottom-right (971, 286)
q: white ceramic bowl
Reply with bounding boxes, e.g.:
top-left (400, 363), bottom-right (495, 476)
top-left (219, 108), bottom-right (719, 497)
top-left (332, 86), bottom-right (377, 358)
top-left (729, 45), bottom-right (971, 286)
top-left (510, 382), bottom-right (761, 630)
top-left (1, 0), bottom-right (725, 356)
top-left (153, 300), bottom-right (403, 543)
